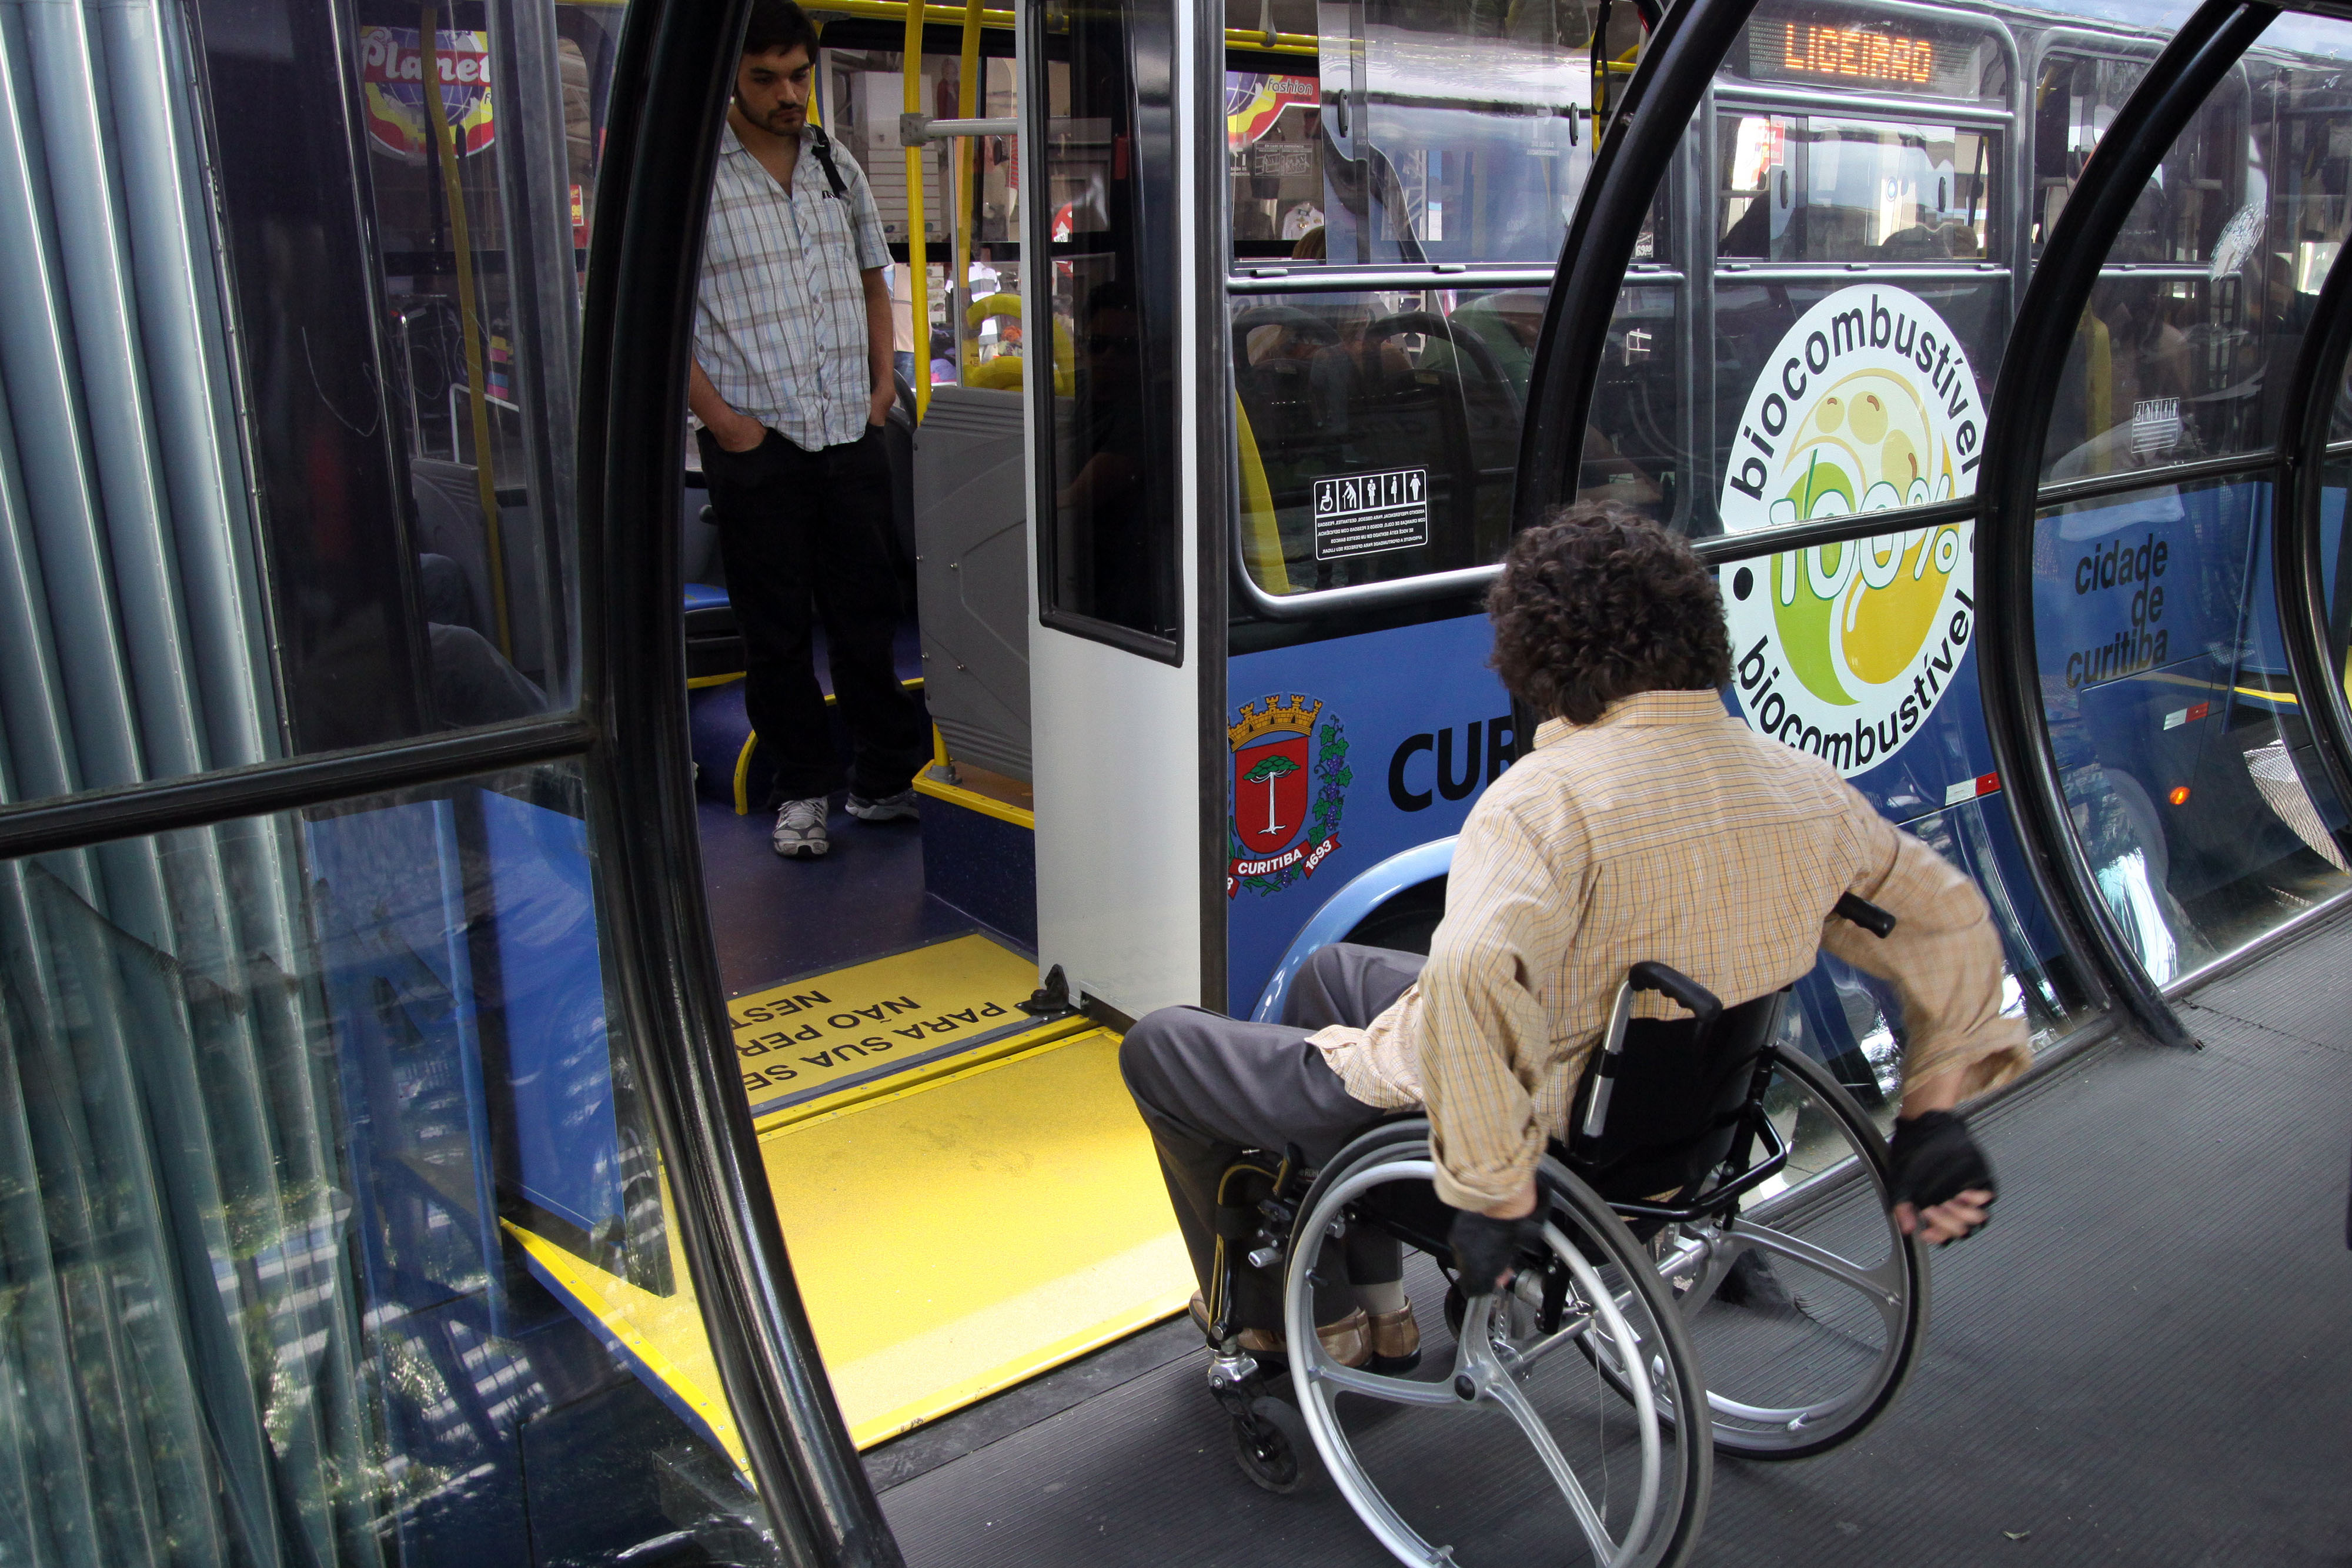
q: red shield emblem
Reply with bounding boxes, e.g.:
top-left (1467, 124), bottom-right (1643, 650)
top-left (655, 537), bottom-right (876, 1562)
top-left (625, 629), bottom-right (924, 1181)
top-left (1234, 734), bottom-right (1312, 855)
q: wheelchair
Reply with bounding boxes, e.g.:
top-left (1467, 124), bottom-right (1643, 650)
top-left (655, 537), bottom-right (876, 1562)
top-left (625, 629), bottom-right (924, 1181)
top-left (1201, 896), bottom-right (1924, 1568)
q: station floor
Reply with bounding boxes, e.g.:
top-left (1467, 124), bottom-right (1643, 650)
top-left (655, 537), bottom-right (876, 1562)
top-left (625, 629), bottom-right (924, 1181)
top-left (864, 909), bottom-right (2352, 1567)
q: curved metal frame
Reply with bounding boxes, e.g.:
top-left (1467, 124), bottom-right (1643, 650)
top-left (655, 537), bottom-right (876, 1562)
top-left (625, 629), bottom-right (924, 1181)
top-left (577, 0), bottom-right (903, 1561)
top-left (2271, 231), bottom-right (2352, 865)
top-left (1974, 0), bottom-right (2280, 1052)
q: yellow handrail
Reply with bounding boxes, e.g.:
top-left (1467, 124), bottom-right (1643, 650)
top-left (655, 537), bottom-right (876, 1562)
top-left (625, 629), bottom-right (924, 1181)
top-left (811, 0), bottom-right (1014, 29)
top-left (422, 8), bottom-right (513, 659)
top-left (954, 0), bottom-right (981, 395)
top-left (903, 2), bottom-right (930, 421)
top-left (811, 2), bottom-right (1316, 58)
top-left (1224, 28), bottom-right (1316, 54)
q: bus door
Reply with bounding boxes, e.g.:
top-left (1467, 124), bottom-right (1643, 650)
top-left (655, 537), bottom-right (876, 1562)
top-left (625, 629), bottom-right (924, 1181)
top-left (1212, 0), bottom-right (1621, 1024)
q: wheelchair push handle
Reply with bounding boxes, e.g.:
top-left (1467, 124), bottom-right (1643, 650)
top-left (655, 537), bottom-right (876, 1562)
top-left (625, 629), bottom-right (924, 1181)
top-left (1833, 891), bottom-right (1898, 938)
top-left (1626, 960), bottom-right (1721, 1024)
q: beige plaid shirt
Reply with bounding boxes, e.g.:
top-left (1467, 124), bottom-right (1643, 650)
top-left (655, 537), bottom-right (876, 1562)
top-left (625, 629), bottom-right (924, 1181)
top-left (1308, 688), bottom-right (2031, 1210)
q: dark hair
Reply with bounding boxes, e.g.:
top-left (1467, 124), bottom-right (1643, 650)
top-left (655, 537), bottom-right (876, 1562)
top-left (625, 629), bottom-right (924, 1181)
top-left (742, 0), bottom-right (818, 59)
top-left (1487, 502), bottom-right (1731, 725)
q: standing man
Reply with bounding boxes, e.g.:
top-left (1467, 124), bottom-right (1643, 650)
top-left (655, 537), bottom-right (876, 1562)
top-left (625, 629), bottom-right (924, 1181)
top-left (692, 0), bottom-right (927, 858)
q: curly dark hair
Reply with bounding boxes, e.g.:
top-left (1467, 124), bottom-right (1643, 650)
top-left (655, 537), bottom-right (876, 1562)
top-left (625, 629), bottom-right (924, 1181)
top-left (1488, 503), bottom-right (1730, 725)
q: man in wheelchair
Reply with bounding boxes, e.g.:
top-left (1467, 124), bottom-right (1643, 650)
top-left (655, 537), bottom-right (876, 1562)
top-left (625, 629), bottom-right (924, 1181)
top-left (1121, 503), bottom-right (2031, 1375)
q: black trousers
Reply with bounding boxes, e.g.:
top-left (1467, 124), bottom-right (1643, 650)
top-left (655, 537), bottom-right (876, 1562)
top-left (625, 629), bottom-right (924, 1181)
top-left (697, 426), bottom-right (927, 805)
top-left (1119, 944), bottom-right (1427, 1329)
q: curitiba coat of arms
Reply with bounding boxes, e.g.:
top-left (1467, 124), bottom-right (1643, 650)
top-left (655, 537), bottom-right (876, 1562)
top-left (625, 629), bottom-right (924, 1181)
top-left (1226, 693), bottom-right (1350, 898)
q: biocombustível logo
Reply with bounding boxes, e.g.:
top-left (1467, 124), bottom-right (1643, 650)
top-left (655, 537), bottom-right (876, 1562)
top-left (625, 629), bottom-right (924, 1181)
top-left (1718, 286), bottom-right (1982, 777)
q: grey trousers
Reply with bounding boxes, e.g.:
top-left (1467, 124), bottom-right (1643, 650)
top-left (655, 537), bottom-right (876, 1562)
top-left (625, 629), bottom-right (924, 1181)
top-left (1118, 943), bottom-right (1426, 1329)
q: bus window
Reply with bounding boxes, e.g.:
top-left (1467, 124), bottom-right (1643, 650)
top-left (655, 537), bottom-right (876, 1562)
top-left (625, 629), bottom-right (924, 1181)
top-left (1233, 288), bottom-right (1539, 594)
top-left (1034, 0), bottom-right (1181, 647)
top-left (1717, 115), bottom-right (1995, 263)
top-left (1304, 0), bottom-right (1597, 268)
top-left (2045, 49), bottom-right (2352, 480)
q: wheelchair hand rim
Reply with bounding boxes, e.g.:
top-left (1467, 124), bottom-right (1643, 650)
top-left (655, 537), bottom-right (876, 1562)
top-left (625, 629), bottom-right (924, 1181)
top-left (1284, 1150), bottom-right (1687, 1568)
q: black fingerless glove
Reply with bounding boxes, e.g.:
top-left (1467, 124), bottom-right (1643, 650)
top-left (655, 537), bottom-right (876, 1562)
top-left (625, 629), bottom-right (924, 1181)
top-left (1887, 1109), bottom-right (1996, 1212)
top-left (1449, 1208), bottom-right (1547, 1296)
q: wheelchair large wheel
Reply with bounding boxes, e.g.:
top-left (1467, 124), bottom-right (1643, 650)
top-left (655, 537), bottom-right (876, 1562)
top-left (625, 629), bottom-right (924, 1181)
top-left (1648, 1046), bottom-right (1926, 1460)
top-left (1283, 1121), bottom-right (1711, 1568)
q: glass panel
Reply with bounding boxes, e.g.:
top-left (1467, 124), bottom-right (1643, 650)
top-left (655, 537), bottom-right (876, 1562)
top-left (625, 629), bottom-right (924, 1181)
top-left (0, 0), bottom-right (604, 814)
top-left (2327, 460), bottom-right (2352, 711)
top-left (1553, 0), bottom-right (2020, 552)
top-left (1037, 0), bottom-right (1181, 641)
top-left (2035, 477), bottom-right (2351, 980)
top-left (353, 0), bottom-right (612, 712)
top-left (0, 763), bottom-right (763, 1567)
top-left (1234, 286), bottom-right (1540, 594)
top-left (1720, 280), bottom-right (2004, 532)
top-left (1302, 0), bottom-right (1602, 268)
top-left (1716, 115), bottom-right (1996, 263)
top-left (2044, 24), bottom-right (2352, 479)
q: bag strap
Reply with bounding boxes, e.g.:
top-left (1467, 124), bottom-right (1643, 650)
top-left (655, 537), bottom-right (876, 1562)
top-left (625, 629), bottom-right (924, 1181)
top-left (803, 122), bottom-right (848, 200)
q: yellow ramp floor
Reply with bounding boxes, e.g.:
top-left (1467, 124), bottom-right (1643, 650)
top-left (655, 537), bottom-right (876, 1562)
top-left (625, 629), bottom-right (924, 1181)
top-left (516, 939), bottom-right (1192, 1463)
top-left (762, 1026), bottom-right (1194, 1447)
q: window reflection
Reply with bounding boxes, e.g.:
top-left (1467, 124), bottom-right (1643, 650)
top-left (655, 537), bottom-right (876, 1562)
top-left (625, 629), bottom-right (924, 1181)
top-left (2037, 479), bottom-right (2351, 974)
top-left (1234, 288), bottom-right (1536, 594)
top-left (1238, 0), bottom-right (1602, 269)
top-left (1039, 0), bottom-right (1180, 641)
top-left (2044, 51), bottom-right (2352, 479)
top-left (1717, 116), bottom-right (1994, 263)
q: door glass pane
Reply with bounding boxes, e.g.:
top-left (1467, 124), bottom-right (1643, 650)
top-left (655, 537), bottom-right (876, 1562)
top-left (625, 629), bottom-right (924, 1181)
top-left (1036, 0), bottom-right (1181, 643)
top-left (1305, 0), bottom-right (1601, 268)
top-left (2034, 477), bottom-right (2352, 980)
top-left (0, 763), bottom-right (764, 1567)
top-left (1234, 286), bottom-right (1544, 595)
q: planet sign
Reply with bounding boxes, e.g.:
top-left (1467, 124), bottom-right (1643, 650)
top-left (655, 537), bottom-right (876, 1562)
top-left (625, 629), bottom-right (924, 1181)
top-left (1718, 286), bottom-right (1982, 778)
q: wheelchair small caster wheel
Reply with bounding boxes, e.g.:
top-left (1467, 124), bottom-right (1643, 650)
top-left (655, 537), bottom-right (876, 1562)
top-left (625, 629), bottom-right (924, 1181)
top-left (1230, 1395), bottom-right (1319, 1495)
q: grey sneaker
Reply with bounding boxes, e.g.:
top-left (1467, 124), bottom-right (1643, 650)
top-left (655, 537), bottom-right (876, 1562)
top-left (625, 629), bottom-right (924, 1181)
top-left (771, 797), bottom-right (830, 858)
top-left (844, 787), bottom-right (919, 823)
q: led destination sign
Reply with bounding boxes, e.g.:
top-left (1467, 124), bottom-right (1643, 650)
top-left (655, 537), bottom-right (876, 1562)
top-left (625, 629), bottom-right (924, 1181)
top-left (1779, 21), bottom-right (1935, 85)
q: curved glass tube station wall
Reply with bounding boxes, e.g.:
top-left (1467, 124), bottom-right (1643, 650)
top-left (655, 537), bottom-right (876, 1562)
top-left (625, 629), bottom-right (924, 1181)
top-left (0, 0), bottom-right (2348, 1563)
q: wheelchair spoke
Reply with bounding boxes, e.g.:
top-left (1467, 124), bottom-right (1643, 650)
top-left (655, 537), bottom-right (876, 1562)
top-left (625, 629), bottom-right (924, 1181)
top-left (1731, 1220), bottom-right (1905, 1330)
top-left (1484, 1371), bottom-right (1619, 1564)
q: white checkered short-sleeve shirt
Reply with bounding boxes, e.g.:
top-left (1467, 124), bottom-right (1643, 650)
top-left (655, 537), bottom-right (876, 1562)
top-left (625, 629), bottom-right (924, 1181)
top-left (694, 122), bottom-right (891, 452)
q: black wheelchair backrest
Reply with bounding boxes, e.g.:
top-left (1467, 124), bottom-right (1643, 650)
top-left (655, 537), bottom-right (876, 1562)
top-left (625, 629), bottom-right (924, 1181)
top-left (1565, 893), bottom-right (1896, 1202)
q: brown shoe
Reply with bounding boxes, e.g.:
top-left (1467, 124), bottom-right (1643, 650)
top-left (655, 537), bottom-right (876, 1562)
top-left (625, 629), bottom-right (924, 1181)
top-left (1367, 1303), bottom-right (1421, 1373)
top-left (1234, 1308), bottom-right (1371, 1368)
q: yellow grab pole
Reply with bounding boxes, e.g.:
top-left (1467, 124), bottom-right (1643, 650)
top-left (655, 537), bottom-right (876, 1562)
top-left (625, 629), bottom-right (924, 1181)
top-left (422, 8), bottom-right (513, 659)
top-left (903, 2), bottom-right (930, 420)
top-left (954, 0), bottom-right (980, 377)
